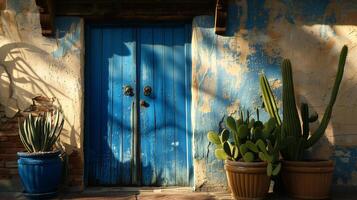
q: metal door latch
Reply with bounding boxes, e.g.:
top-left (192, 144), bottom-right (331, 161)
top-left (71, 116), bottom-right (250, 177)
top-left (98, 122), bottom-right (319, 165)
top-left (123, 85), bottom-right (134, 96)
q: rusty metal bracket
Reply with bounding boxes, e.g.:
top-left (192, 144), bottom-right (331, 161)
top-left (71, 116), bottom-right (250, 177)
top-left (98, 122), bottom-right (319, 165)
top-left (214, 0), bottom-right (227, 35)
top-left (35, 0), bottom-right (54, 36)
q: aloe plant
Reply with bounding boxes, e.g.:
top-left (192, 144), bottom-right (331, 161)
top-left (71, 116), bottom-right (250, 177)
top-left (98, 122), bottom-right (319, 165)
top-left (260, 45), bottom-right (348, 160)
top-left (207, 110), bottom-right (282, 176)
top-left (19, 110), bottom-right (64, 153)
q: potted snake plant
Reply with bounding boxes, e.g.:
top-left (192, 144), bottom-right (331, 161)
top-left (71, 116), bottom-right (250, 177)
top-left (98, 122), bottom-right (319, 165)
top-left (260, 45), bottom-right (348, 199)
top-left (207, 110), bottom-right (283, 200)
top-left (17, 109), bottom-right (64, 198)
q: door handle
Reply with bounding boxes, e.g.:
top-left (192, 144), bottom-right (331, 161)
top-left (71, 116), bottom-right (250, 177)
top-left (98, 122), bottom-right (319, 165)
top-left (123, 85), bottom-right (134, 96)
top-left (143, 86), bottom-right (152, 96)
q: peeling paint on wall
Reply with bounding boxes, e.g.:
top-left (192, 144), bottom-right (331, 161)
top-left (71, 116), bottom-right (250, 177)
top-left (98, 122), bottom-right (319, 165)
top-left (52, 17), bottom-right (81, 59)
top-left (332, 146), bottom-right (357, 186)
top-left (192, 0), bottom-right (357, 190)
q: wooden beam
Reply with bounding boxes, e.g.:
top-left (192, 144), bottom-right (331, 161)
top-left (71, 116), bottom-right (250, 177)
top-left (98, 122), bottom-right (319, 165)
top-left (0, 0), bottom-right (6, 10)
top-left (214, 0), bottom-right (227, 35)
top-left (54, 1), bottom-right (216, 20)
top-left (36, 0), bottom-right (54, 36)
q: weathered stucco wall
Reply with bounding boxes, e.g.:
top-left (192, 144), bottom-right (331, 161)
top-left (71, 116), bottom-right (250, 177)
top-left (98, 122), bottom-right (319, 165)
top-left (192, 0), bottom-right (357, 190)
top-left (1, 0), bottom-right (357, 191)
top-left (0, 0), bottom-right (84, 152)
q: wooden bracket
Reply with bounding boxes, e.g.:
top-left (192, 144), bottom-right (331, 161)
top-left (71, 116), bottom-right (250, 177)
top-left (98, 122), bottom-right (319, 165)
top-left (0, 0), bottom-right (6, 10)
top-left (35, 0), bottom-right (54, 36)
top-left (214, 0), bottom-right (227, 35)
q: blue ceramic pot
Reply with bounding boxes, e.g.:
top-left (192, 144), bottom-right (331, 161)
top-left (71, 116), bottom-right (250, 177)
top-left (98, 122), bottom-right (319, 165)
top-left (17, 151), bottom-right (62, 195)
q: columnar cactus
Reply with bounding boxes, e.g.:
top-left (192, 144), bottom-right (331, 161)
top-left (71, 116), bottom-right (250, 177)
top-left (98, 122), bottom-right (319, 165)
top-left (260, 75), bottom-right (281, 126)
top-left (260, 45), bottom-right (348, 160)
top-left (207, 110), bottom-right (282, 176)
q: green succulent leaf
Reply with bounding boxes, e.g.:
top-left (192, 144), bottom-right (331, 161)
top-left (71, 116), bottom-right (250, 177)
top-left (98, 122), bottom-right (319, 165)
top-left (245, 141), bottom-right (259, 153)
top-left (252, 127), bottom-right (263, 140)
top-left (267, 141), bottom-right (274, 153)
top-left (237, 125), bottom-right (249, 139)
top-left (236, 119), bottom-right (243, 127)
top-left (220, 129), bottom-right (230, 143)
top-left (226, 116), bottom-right (237, 133)
top-left (18, 110), bottom-right (64, 153)
top-left (265, 153), bottom-right (273, 162)
top-left (258, 152), bottom-right (267, 161)
top-left (267, 162), bottom-right (273, 176)
top-left (214, 149), bottom-right (228, 160)
top-left (267, 118), bottom-right (277, 128)
top-left (243, 152), bottom-right (254, 162)
top-left (254, 121), bottom-right (264, 129)
top-left (256, 139), bottom-right (267, 153)
top-left (231, 146), bottom-right (239, 160)
top-left (272, 163), bottom-right (281, 176)
top-left (207, 131), bottom-right (221, 145)
top-left (19, 120), bottom-right (31, 152)
top-left (239, 143), bottom-right (248, 155)
top-left (223, 141), bottom-right (231, 156)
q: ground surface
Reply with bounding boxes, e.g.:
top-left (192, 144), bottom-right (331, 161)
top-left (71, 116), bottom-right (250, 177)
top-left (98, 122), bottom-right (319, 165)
top-left (0, 187), bottom-right (231, 200)
top-left (0, 187), bottom-right (356, 200)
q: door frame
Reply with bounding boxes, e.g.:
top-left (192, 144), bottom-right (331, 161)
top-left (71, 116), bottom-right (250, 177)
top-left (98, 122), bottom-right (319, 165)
top-left (83, 22), bottom-right (193, 186)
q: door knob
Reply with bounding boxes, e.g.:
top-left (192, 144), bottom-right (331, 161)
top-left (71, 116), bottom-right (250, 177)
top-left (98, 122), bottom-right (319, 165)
top-left (123, 85), bottom-right (134, 96)
top-left (143, 86), bottom-right (152, 96)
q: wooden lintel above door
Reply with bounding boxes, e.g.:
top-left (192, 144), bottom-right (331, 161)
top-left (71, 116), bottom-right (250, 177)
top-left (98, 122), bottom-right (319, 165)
top-left (54, 0), bottom-right (216, 21)
top-left (35, 0), bottom-right (217, 36)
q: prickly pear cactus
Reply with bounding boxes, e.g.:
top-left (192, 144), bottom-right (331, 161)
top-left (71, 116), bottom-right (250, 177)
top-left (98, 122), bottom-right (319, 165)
top-left (207, 110), bottom-right (281, 176)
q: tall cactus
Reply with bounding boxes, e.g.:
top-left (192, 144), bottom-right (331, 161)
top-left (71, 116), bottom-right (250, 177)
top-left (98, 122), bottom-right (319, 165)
top-left (305, 45), bottom-right (348, 148)
top-left (260, 45), bottom-right (348, 160)
top-left (259, 74), bottom-right (281, 126)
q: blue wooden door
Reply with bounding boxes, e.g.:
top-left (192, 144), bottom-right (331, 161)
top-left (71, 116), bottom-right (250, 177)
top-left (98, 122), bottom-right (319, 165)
top-left (85, 25), bottom-right (192, 186)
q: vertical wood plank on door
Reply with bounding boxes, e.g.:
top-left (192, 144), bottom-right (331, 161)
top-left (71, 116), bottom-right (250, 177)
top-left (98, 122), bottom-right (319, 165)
top-left (111, 28), bottom-right (123, 184)
top-left (91, 28), bottom-right (103, 185)
top-left (140, 27), bottom-right (156, 185)
top-left (163, 27), bottom-right (176, 185)
top-left (102, 29), bottom-right (112, 184)
top-left (121, 28), bottom-right (135, 184)
top-left (152, 27), bottom-right (165, 185)
top-left (173, 26), bottom-right (187, 185)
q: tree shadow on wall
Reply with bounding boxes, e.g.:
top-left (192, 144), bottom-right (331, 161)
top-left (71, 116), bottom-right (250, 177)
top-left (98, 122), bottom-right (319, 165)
top-left (0, 42), bottom-right (79, 149)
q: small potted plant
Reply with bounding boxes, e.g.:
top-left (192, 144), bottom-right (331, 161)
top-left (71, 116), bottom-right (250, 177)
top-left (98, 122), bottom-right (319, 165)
top-left (17, 109), bottom-right (64, 198)
top-left (207, 110), bottom-right (282, 200)
top-left (260, 45), bottom-right (348, 199)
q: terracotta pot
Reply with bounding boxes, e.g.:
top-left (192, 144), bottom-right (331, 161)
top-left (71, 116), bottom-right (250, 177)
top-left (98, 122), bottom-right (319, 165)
top-left (224, 160), bottom-right (270, 200)
top-left (282, 160), bottom-right (334, 199)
